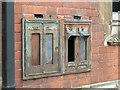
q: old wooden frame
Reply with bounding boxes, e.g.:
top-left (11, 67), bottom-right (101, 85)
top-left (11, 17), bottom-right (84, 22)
top-left (22, 19), bottom-right (62, 80)
top-left (63, 20), bottom-right (92, 74)
top-left (22, 19), bottom-right (92, 80)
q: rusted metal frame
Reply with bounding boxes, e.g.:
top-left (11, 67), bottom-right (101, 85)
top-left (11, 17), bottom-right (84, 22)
top-left (22, 19), bottom-right (42, 79)
top-left (22, 18), bottom-right (26, 79)
top-left (79, 23), bottom-right (91, 68)
top-left (24, 21), bottom-right (43, 77)
top-left (27, 30), bottom-right (43, 75)
top-left (43, 21), bottom-right (61, 74)
top-left (64, 20), bottom-right (92, 73)
top-left (64, 20), bottom-right (92, 24)
top-left (59, 20), bottom-right (64, 74)
top-left (22, 19), bottom-right (92, 80)
top-left (89, 23), bottom-right (92, 70)
top-left (25, 19), bottom-right (59, 24)
top-left (65, 24), bottom-right (77, 71)
top-left (22, 19), bottom-right (62, 80)
top-left (43, 23), bottom-right (59, 73)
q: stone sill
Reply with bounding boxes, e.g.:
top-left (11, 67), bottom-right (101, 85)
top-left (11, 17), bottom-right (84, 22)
top-left (73, 80), bottom-right (119, 89)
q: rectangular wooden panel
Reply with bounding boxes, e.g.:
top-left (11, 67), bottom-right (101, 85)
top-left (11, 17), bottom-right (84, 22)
top-left (80, 38), bottom-right (86, 60)
top-left (45, 34), bottom-right (53, 64)
top-left (31, 33), bottom-right (40, 65)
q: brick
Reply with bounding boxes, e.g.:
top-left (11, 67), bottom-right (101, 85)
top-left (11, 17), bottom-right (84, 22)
top-left (99, 54), bottom-right (105, 61)
top-left (15, 60), bottom-right (21, 70)
top-left (24, 14), bottom-right (34, 19)
top-left (57, 7), bottom-right (76, 15)
top-left (48, 2), bottom-right (63, 7)
top-left (64, 15), bottom-right (73, 20)
top-left (15, 42), bottom-right (21, 52)
top-left (92, 24), bottom-right (104, 32)
top-left (92, 31), bottom-right (104, 40)
top-left (46, 81), bottom-right (63, 88)
top-left (103, 74), bottom-right (114, 81)
top-left (15, 69), bottom-right (22, 79)
top-left (15, 33), bottom-right (22, 42)
top-left (63, 80), bottom-right (71, 88)
top-left (47, 15), bottom-right (57, 19)
top-left (91, 17), bottom-right (99, 24)
top-left (92, 39), bottom-right (104, 47)
top-left (15, 14), bottom-right (22, 24)
top-left (86, 9), bottom-right (99, 17)
top-left (62, 2), bottom-right (73, 8)
top-left (111, 53), bottom-right (118, 60)
top-left (99, 47), bottom-right (107, 54)
top-left (15, 24), bottom-right (21, 33)
top-left (71, 79), bottom-right (81, 87)
top-left (79, 77), bottom-right (90, 86)
top-left (102, 53), bottom-right (111, 60)
top-left (15, 51), bottom-right (21, 60)
top-left (92, 47), bottom-right (99, 54)
top-left (114, 72), bottom-right (118, 80)
top-left (23, 79), bottom-right (45, 86)
top-left (92, 61), bottom-right (100, 68)
top-left (75, 9), bottom-right (86, 16)
top-left (103, 67), bottom-right (114, 76)
top-left (90, 2), bottom-right (99, 9)
top-left (118, 73), bottom-right (120, 80)
top-left (64, 74), bottom-right (77, 80)
top-left (15, 1), bottom-right (33, 5)
top-left (22, 6), bottom-right (47, 14)
top-left (72, 2), bottom-right (90, 9)
top-left (86, 73), bottom-right (90, 77)
top-left (102, 53), bottom-right (118, 60)
top-left (99, 60), bottom-right (114, 68)
top-left (41, 84), bottom-right (50, 88)
top-left (35, 2), bottom-right (63, 7)
top-left (14, 1), bottom-right (18, 4)
top-left (57, 15), bottom-right (64, 19)
top-left (47, 7), bottom-right (57, 15)
top-left (23, 79), bottom-right (41, 87)
top-left (114, 59), bottom-right (118, 66)
top-left (74, 79), bottom-right (90, 88)
top-left (92, 54), bottom-right (102, 61)
top-left (15, 79), bottom-right (23, 87)
top-left (90, 68), bottom-right (100, 77)
top-left (90, 76), bottom-right (99, 84)
top-left (15, 5), bottom-right (22, 14)
top-left (118, 61), bottom-right (120, 67)
top-left (98, 69), bottom-right (104, 82)
top-left (22, 85), bottom-right (40, 90)
top-left (113, 66), bottom-right (118, 74)
top-left (47, 76), bottom-right (63, 82)
top-left (77, 73), bottom-right (87, 79)
top-left (81, 16), bottom-right (89, 20)
top-left (44, 14), bottom-right (49, 19)
top-left (99, 46), bottom-right (118, 54)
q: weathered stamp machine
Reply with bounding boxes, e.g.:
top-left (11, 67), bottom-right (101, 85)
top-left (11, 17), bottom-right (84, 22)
top-left (22, 18), bottom-right (92, 79)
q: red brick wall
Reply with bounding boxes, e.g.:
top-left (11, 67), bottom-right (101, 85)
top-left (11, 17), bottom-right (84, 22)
top-left (14, 2), bottom-right (119, 88)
